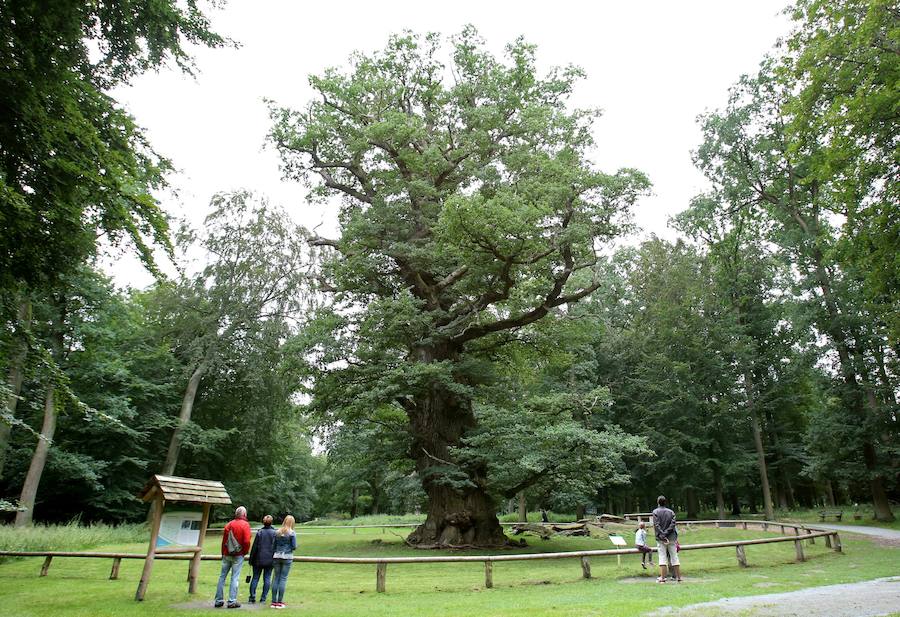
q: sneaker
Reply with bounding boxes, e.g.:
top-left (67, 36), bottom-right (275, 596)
top-left (641, 562), bottom-right (647, 569)
top-left (270, 603), bottom-right (279, 609)
top-left (248, 597), bottom-right (255, 603)
top-left (279, 604), bottom-right (287, 609)
top-left (657, 577), bottom-right (666, 583)
top-left (227, 601), bottom-right (241, 609)
top-left (215, 601), bottom-right (225, 608)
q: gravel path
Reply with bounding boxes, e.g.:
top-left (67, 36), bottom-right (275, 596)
top-left (810, 524), bottom-right (900, 540)
top-left (649, 576), bottom-right (900, 617)
top-left (648, 524), bottom-right (900, 616)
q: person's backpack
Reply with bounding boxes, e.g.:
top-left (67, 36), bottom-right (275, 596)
top-left (225, 526), bottom-right (243, 556)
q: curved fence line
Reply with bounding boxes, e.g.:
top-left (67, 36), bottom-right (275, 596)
top-left (0, 520), bottom-right (843, 593)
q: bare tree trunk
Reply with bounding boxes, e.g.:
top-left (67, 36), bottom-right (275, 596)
top-left (0, 298), bottom-right (32, 479)
top-left (749, 411), bottom-right (775, 520)
top-left (14, 306), bottom-right (62, 527)
top-left (575, 504), bottom-right (586, 520)
top-left (162, 360), bottom-right (209, 476)
top-left (517, 491), bottom-right (527, 522)
top-left (14, 383), bottom-right (56, 527)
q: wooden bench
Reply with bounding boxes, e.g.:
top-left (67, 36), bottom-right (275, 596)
top-left (818, 510), bottom-right (843, 521)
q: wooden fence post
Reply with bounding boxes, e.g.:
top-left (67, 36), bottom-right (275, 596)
top-left (484, 561), bottom-right (493, 588)
top-left (794, 539), bottom-right (805, 562)
top-left (833, 533), bottom-right (842, 552)
top-left (804, 527), bottom-right (815, 544)
top-left (824, 534), bottom-right (832, 549)
top-left (40, 556), bottom-right (52, 576)
top-left (763, 522), bottom-right (769, 531)
top-left (376, 562), bottom-right (387, 593)
top-left (742, 522), bottom-right (748, 530)
top-left (581, 556), bottom-right (591, 579)
top-left (110, 557), bottom-right (122, 580)
top-left (188, 503), bottom-right (211, 594)
top-left (735, 545), bottom-right (748, 567)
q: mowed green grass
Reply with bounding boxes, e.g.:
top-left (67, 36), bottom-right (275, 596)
top-left (0, 524), bottom-right (896, 617)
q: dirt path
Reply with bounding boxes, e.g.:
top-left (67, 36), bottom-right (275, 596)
top-left (649, 576), bottom-right (900, 617)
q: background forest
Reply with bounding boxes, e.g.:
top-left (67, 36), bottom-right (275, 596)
top-left (0, 0), bottom-right (896, 531)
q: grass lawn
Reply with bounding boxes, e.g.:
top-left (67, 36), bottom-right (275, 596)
top-left (0, 523), bottom-right (896, 617)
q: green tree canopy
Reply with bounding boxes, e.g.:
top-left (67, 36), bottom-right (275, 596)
top-left (270, 29), bottom-right (650, 546)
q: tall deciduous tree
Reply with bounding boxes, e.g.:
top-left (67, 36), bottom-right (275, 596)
top-left (156, 192), bottom-right (310, 477)
top-left (0, 0), bottom-right (227, 484)
top-left (695, 65), bottom-right (895, 521)
top-left (269, 29), bottom-right (650, 546)
top-left (784, 0), bottom-right (900, 343)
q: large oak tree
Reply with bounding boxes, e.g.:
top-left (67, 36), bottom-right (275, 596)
top-left (270, 29), bottom-right (649, 546)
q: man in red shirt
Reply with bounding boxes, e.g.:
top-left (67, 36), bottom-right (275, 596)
top-left (214, 506), bottom-right (252, 608)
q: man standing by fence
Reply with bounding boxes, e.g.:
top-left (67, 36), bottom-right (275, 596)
top-left (652, 495), bottom-right (682, 583)
top-left (215, 506), bottom-right (252, 608)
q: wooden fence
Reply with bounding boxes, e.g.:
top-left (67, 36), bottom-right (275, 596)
top-left (0, 520), bottom-right (842, 593)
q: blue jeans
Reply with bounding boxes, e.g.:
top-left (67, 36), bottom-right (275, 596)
top-left (215, 555), bottom-right (244, 604)
top-left (271, 558), bottom-right (293, 603)
top-left (249, 564), bottom-right (273, 602)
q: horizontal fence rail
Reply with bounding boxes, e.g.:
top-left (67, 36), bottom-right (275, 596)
top-left (0, 520), bottom-right (843, 592)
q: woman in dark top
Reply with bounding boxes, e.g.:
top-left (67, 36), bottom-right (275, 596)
top-left (248, 514), bottom-right (277, 603)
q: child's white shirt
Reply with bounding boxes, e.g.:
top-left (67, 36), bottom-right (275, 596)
top-left (635, 528), bottom-right (647, 546)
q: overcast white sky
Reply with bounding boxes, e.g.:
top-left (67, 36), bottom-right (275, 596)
top-left (106, 0), bottom-right (793, 288)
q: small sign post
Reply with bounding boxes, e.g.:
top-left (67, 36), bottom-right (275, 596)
top-left (135, 475), bottom-right (231, 601)
top-left (609, 534), bottom-right (627, 567)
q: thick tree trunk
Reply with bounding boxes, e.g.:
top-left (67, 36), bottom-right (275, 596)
top-left (714, 467), bottom-right (726, 519)
top-left (350, 486), bottom-right (359, 519)
top-left (162, 360), bottom-right (208, 476)
top-left (575, 503), bottom-right (586, 520)
top-left (14, 384), bottom-right (56, 527)
top-left (825, 479), bottom-right (836, 507)
top-left (517, 492), bottom-right (527, 522)
top-left (730, 492), bottom-right (741, 516)
top-left (406, 346), bottom-right (507, 547)
top-left (863, 440), bottom-right (895, 522)
top-left (774, 477), bottom-right (788, 510)
top-left (370, 479), bottom-right (380, 515)
top-left (685, 487), bottom-right (699, 520)
top-left (0, 298), bottom-right (32, 479)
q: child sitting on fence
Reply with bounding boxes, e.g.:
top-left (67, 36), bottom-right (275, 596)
top-left (635, 521), bottom-right (653, 569)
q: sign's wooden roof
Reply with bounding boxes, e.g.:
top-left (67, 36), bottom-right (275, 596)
top-left (139, 475), bottom-right (232, 505)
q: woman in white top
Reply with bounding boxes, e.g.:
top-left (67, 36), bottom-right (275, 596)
top-left (635, 521), bottom-right (654, 569)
